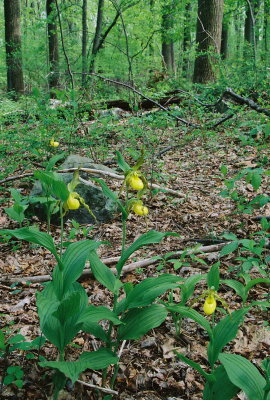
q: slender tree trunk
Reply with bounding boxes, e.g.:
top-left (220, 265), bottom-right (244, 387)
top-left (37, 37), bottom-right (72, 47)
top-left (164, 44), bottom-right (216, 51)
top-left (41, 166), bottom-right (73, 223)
top-left (4, 0), bottom-right (24, 97)
top-left (82, 0), bottom-right (88, 86)
top-left (89, 0), bottom-right (104, 73)
top-left (221, 21), bottom-right (228, 59)
top-left (182, 1), bottom-right (192, 75)
top-left (46, 0), bottom-right (60, 92)
top-left (193, 0), bottom-right (224, 83)
top-left (161, 0), bottom-right (175, 74)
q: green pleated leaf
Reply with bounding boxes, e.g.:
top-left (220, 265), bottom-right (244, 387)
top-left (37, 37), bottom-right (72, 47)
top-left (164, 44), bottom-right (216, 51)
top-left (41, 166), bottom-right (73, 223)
top-left (62, 240), bottom-right (101, 283)
top-left (245, 278), bottom-right (270, 296)
top-left (251, 172), bottom-right (262, 191)
top-left (166, 305), bottom-right (213, 338)
top-left (37, 282), bottom-right (87, 351)
top-left (175, 352), bottom-right (213, 382)
top-left (207, 262), bottom-right (220, 290)
top-left (116, 231), bottom-right (179, 274)
top-left (34, 170), bottom-right (69, 201)
top-left (53, 240), bottom-right (101, 297)
top-left (82, 321), bottom-right (109, 342)
top-left (207, 308), bottom-right (249, 367)
top-left (219, 353), bottom-right (266, 400)
top-left (88, 250), bottom-right (117, 293)
top-left (0, 226), bottom-right (59, 261)
top-left (118, 304), bottom-right (168, 340)
top-left (40, 348), bottom-right (118, 384)
top-left (219, 241), bottom-right (239, 257)
top-left (116, 151), bottom-right (131, 173)
top-left (46, 153), bottom-right (67, 171)
top-left (91, 177), bottom-right (127, 218)
top-left (125, 274), bottom-right (182, 309)
top-left (221, 279), bottom-right (245, 302)
top-left (180, 274), bottom-right (206, 305)
top-left (78, 305), bottom-right (122, 325)
top-left (80, 348), bottom-right (118, 370)
top-left (203, 365), bottom-right (239, 400)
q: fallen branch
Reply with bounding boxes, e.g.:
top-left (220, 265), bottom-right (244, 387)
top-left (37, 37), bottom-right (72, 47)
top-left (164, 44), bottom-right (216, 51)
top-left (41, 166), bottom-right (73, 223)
top-left (77, 380), bottom-right (118, 395)
top-left (86, 72), bottom-right (199, 127)
top-left (224, 88), bottom-right (270, 117)
top-left (0, 168), bottom-right (186, 198)
top-left (0, 242), bottom-right (227, 284)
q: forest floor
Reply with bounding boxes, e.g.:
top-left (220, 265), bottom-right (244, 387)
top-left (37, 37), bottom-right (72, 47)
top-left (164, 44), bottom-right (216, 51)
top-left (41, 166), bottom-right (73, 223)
top-left (0, 108), bottom-right (269, 399)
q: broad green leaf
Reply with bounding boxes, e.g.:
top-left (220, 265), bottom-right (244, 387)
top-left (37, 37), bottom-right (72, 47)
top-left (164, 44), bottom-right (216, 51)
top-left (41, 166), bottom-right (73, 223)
top-left (118, 304), bottom-right (168, 340)
top-left (116, 231), bottom-right (178, 274)
top-left (46, 153), bottom-right (66, 171)
top-left (219, 241), bottom-right (239, 257)
top-left (37, 282), bottom-right (87, 350)
top-left (203, 365), bottom-right (239, 400)
top-left (88, 250), bottom-right (117, 293)
top-left (82, 321), bottom-right (109, 342)
top-left (125, 274), bottom-right (182, 309)
top-left (78, 305), bottom-right (122, 325)
top-left (10, 188), bottom-right (22, 202)
top-left (40, 348), bottom-right (118, 383)
top-left (0, 330), bottom-right (6, 350)
top-left (91, 177), bottom-right (127, 218)
top-left (61, 240), bottom-right (101, 286)
top-left (175, 352), bottom-right (213, 382)
top-left (166, 305), bottom-right (213, 338)
top-left (221, 279), bottom-right (245, 301)
top-left (207, 308), bottom-right (249, 367)
top-left (219, 353), bottom-right (266, 400)
top-left (207, 262), bottom-right (220, 290)
top-left (180, 274), bottom-right (206, 305)
top-left (220, 165), bottom-right (228, 176)
top-left (245, 278), bottom-right (270, 297)
top-left (0, 227), bottom-right (59, 261)
top-left (34, 170), bottom-right (69, 201)
top-left (251, 172), bottom-right (262, 191)
top-left (116, 151), bottom-right (131, 173)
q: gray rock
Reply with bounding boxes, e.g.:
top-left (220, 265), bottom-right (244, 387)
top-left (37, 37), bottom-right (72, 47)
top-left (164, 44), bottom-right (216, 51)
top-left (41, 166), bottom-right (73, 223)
top-left (29, 155), bottom-right (119, 224)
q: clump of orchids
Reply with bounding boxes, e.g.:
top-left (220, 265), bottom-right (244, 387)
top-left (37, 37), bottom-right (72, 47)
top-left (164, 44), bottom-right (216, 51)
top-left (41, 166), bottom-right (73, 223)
top-left (117, 150), bottom-right (149, 218)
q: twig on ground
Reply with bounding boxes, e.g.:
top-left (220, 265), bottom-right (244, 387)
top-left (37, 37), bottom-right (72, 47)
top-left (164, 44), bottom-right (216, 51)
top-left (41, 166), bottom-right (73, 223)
top-left (76, 380), bottom-right (118, 395)
top-left (0, 242), bottom-right (228, 284)
top-left (0, 168), bottom-right (186, 198)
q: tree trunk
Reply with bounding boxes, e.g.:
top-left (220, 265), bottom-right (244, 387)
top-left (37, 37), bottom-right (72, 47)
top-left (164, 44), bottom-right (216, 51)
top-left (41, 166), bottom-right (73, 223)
top-left (182, 1), bottom-right (192, 76)
top-left (4, 0), bottom-right (24, 97)
top-left (46, 0), bottom-right (60, 92)
top-left (193, 0), bottom-right (224, 83)
top-left (161, 0), bottom-right (175, 74)
top-left (89, 0), bottom-right (104, 73)
top-left (221, 21), bottom-right (228, 59)
top-left (82, 0), bottom-right (88, 86)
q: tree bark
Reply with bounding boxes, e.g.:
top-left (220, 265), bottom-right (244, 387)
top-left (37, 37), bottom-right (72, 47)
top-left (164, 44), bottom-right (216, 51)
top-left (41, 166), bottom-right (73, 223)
top-left (4, 0), bottom-right (24, 97)
top-left (46, 0), bottom-right (60, 92)
top-left (221, 21), bottom-right (228, 59)
top-left (89, 0), bottom-right (104, 73)
top-left (182, 1), bottom-right (192, 76)
top-left (161, 0), bottom-right (175, 73)
top-left (82, 0), bottom-right (88, 86)
top-left (193, 0), bottom-right (224, 83)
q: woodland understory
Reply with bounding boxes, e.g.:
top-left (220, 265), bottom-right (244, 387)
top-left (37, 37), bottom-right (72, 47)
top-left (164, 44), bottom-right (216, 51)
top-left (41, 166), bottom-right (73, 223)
top-left (0, 89), bottom-right (269, 400)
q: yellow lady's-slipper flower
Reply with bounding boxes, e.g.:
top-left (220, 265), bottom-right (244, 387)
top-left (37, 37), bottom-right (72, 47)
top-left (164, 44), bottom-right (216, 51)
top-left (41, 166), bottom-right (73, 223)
top-left (132, 202), bottom-right (149, 216)
top-left (65, 193), bottom-right (80, 210)
top-left (127, 173), bottom-right (144, 191)
top-left (50, 138), bottom-right (59, 147)
top-left (203, 296), bottom-right (217, 315)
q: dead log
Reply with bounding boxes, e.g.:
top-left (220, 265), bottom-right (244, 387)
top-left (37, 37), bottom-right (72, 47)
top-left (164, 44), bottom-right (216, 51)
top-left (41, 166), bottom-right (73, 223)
top-left (224, 88), bottom-right (270, 117)
top-left (0, 242), bottom-right (228, 285)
